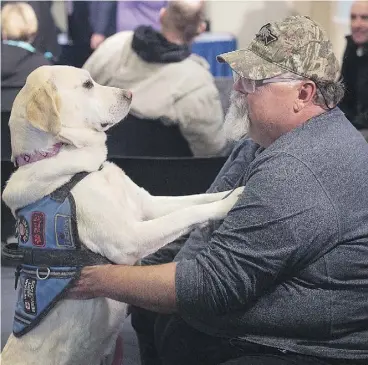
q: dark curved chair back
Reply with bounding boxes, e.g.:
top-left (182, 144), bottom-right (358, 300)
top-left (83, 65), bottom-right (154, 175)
top-left (111, 156), bottom-right (226, 196)
top-left (1, 87), bottom-right (20, 112)
top-left (106, 114), bottom-right (193, 158)
top-left (1, 111), bottom-right (12, 161)
top-left (1, 160), bottom-right (15, 242)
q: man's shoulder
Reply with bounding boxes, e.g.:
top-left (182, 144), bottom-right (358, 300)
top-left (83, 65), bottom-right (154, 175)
top-left (187, 54), bottom-right (211, 70)
top-left (169, 54), bottom-right (213, 83)
top-left (161, 57), bottom-right (218, 102)
top-left (256, 109), bottom-right (367, 176)
top-left (102, 31), bottom-right (134, 50)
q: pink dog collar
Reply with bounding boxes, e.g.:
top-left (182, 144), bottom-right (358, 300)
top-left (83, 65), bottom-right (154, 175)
top-left (15, 143), bottom-right (63, 167)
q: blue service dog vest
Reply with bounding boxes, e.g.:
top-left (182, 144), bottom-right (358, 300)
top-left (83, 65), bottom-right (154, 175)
top-left (3, 172), bottom-right (111, 337)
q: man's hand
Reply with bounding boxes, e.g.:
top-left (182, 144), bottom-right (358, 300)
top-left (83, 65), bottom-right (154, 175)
top-left (67, 265), bottom-right (106, 300)
top-left (66, 263), bottom-right (178, 314)
top-left (90, 33), bottom-right (106, 49)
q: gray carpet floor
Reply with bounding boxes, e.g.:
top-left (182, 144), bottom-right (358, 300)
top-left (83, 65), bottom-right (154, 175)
top-left (1, 266), bottom-right (140, 364)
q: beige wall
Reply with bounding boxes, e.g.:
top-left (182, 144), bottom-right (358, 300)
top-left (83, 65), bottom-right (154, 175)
top-left (292, 1), bottom-right (350, 64)
top-left (206, 0), bottom-right (351, 66)
top-left (206, 1), bottom-right (294, 49)
top-left (51, 0), bottom-right (67, 33)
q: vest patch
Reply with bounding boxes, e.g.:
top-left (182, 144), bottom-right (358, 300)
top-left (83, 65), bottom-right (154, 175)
top-left (55, 214), bottom-right (74, 248)
top-left (18, 216), bottom-right (30, 244)
top-left (23, 277), bottom-right (37, 315)
top-left (31, 211), bottom-right (45, 247)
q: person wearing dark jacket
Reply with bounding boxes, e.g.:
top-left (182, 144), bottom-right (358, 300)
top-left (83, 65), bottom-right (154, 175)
top-left (1, 2), bottom-right (52, 243)
top-left (338, 1), bottom-right (368, 136)
top-left (27, 1), bottom-right (60, 60)
top-left (1, 3), bottom-right (51, 110)
top-left (62, 1), bottom-right (93, 68)
top-left (2, 1), bottom-right (60, 60)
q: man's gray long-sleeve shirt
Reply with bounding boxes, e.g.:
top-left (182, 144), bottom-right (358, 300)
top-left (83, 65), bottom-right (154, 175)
top-left (175, 108), bottom-right (368, 359)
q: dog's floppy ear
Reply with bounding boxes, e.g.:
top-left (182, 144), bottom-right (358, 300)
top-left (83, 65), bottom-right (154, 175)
top-left (26, 81), bottom-right (61, 135)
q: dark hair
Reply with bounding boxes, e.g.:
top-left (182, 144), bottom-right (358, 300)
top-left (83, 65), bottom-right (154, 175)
top-left (280, 72), bottom-right (345, 109)
top-left (311, 78), bottom-right (345, 109)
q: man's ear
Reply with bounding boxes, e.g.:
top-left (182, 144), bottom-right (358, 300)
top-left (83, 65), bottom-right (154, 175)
top-left (26, 81), bottom-right (61, 135)
top-left (159, 7), bottom-right (166, 23)
top-left (293, 81), bottom-right (317, 112)
top-left (197, 20), bottom-right (207, 35)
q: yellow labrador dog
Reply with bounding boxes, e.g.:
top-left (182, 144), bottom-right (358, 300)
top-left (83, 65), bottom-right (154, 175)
top-left (1, 66), bottom-right (243, 365)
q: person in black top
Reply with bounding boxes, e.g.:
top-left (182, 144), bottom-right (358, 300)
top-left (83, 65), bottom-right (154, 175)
top-left (1, 2), bottom-right (51, 111)
top-left (338, 1), bottom-right (368, 136)
top-left (62, 1), bottom-right (93, 68)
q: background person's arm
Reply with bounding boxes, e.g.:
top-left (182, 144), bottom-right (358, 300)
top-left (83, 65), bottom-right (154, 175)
top-left (89, 1), bottom-right (116, 49)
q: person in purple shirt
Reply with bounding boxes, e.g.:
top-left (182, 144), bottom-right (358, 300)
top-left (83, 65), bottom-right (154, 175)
top-left (90, 1), bottom-right (167, 50)
top-left (117, 1), bottom-right (167, 32)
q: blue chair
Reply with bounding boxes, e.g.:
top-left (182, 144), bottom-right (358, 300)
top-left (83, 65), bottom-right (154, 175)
top-left (192, 32), bottom-right (237, 77)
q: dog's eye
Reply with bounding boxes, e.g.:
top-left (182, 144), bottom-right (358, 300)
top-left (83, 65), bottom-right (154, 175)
top-left (82, 80), bottom-right (94, 89)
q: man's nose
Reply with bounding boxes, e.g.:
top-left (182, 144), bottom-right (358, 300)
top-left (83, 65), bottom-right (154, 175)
top-left (352, 16), bottom-right (363, 28)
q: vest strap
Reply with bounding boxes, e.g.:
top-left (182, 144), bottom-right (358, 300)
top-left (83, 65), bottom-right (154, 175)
top-left (2, 242), bottom-right (112, 266)
top-left (51, 171), bottom-right (90, 202)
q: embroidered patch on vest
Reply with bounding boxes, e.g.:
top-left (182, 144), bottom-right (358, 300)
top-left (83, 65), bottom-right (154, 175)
top-left (256, 23), bottom-right (278, 46)
top-left (23, 277), bottom-right (37, 314)
top-left (18, 216), bottom-right (30, 244)
top-left (55, 214), bottom-right (75, 247)
top-left (31, 212), bottom-right (46, 247)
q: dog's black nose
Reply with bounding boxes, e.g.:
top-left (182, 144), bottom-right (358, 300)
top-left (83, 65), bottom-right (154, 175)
top-left (124, 90), bottom-right (132, 100)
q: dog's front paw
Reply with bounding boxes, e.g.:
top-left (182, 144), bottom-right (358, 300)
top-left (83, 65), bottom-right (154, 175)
top-left (213, 186), bottom-right (244, 219)
top-left (232, 186), bottom-right (245, 198)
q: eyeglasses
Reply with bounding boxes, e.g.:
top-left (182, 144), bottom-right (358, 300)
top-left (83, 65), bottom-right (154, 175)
top-left (232, 72), bottom-right (300, 94)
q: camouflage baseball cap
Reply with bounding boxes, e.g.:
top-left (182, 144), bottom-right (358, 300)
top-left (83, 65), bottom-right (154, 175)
top-left (217, 15), bottom-right (340, 82)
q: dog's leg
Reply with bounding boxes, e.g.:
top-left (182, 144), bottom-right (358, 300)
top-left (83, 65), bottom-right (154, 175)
top-left (126, 189), bottom-right (242, 259)
top-left (101, 162), bottom-right (243, 219)
top-left (142, 188), bottom-right (243, 219)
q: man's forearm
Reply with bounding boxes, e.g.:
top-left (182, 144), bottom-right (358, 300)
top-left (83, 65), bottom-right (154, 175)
top-left (70, 262), bottom-right (178, 313)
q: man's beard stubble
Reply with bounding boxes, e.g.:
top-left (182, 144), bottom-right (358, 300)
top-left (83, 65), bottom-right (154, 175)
top-left (224, 91), bottom-right (250, 142)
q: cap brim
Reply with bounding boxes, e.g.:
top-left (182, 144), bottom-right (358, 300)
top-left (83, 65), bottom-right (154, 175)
top-left (217, 49), bottom-right (284, 80)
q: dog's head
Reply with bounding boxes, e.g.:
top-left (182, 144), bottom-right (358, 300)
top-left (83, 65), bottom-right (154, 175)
top-left (9, 65), bottom-right (132, 160)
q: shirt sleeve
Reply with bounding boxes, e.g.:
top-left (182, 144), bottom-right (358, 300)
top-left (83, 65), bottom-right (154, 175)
top-left (174, 138), bottom-right (260, 261)
top-left (176, 152), bottom-right (338, 320)
top-left (89, 1), bottom-right (116, 36)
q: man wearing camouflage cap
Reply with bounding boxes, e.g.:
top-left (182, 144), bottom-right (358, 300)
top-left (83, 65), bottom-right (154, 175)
top-left (68, 15), bottom-right (368, 365)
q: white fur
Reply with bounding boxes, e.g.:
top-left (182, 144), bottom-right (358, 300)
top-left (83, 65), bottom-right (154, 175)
top-left (1, 66), bottom-right (243, 365)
